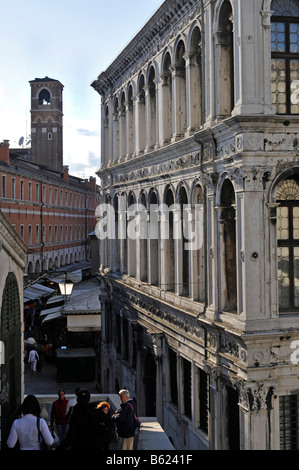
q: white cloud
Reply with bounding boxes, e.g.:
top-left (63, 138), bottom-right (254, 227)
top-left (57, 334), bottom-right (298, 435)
top-left (63, 117), bottom-right (101, 183)
top-left (0, 82), bottom-right (4, 103)
top-left (0, 110), bottom-right (28, 146)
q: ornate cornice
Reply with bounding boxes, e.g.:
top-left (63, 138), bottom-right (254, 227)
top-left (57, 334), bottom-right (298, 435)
top-left (109, 151), bottom-right (202, 189)
top-left (102, 276), bottom-right (250, 367)
top-left (109, 280), bottom-right (206, 343)
top-left (220, 332), bottom-right (247, 364)
top-left (91, 0), bottom-right (198, 97)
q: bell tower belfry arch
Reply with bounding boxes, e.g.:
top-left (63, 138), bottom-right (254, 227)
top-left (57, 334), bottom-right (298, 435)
top-left (29, 77), bottom-right (64, 173)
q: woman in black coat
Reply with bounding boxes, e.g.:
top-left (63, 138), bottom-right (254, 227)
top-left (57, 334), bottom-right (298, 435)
top-left (96, 401), bottom-right (115, 450)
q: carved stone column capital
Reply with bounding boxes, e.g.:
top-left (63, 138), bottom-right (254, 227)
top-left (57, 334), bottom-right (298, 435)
top-left (203, 362), bottom-right (221, 390)
top-left (230, 377), bottom-right (275, 412)
top-left (260, 9), bottom-right (272, 28)
top-left (247, 383), bottom-right (275, 411)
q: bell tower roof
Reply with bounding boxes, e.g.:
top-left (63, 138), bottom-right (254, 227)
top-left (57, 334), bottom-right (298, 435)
top-left (29, 76), bottom-right (64, 88)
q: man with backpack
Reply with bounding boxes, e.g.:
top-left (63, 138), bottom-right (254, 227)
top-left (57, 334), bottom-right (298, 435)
top-left (112, 389), bottom-right (140, 450)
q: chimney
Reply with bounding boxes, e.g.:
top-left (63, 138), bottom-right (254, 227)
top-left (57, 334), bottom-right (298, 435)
top-left (0, 140), bottom-right (10, 165)
top-left (89, 176), bottom-right (96, 191)
top-left (63, 165), bottom-right (69, 183)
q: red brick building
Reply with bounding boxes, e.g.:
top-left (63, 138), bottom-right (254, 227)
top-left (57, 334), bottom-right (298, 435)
top-left (0, 77), bottom-right (99, 275)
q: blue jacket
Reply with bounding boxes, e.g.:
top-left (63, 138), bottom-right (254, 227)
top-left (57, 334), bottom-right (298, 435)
top-left (114, 399), bottom-right (136, 438)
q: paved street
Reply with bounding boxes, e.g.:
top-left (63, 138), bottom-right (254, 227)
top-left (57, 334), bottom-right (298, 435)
top-left (25, 358), bottom-right (99, 396)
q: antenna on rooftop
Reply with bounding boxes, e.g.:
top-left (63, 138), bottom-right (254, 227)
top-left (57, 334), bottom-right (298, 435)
top-left (18, 136), bottom-right (24, 147)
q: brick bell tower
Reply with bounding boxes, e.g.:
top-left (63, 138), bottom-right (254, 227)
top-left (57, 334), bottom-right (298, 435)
top-left (29, 77), bottom-right (64, 173)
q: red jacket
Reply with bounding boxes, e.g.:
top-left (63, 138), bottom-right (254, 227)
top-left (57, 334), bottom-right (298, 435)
top-left (51, 398), bottom-right (68, 426)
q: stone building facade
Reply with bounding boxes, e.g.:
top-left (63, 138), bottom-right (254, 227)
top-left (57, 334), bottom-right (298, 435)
top-left (92, 0), bottom-right (299, 450)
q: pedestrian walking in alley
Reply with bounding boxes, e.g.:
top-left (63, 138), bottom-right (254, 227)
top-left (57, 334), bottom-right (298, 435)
top-left (112, 389), bottom-right (139, 450)
top-left (56, 388), bottom-right (100, 451)
top-left (28, 347), bottom-right (39, 374)
top-left (96, 401), bottom-right (115, 450)
top-left (6, 394), bottom-right (54, 450)
top-left (50, 389), bottom-right (69, 444)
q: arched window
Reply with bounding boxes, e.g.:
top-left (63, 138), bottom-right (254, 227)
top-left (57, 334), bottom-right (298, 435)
top-left (219, 179), bottom-right (237, 312)
top-left (137, 75), bottom-right (146, 154)
top-left (173, 40), bottom-right (187, 138)
top-left (1, 273), bottom-right (21, 444)
top-left (104, 105), bottom-right (109, 165)
top-left (189, 27), bottom-right (202, 131)
top-left (113, 98), bottom-right (120, 162)
top-left (114, 195), bottom-right (120, 273)
top-left (149, 191), bottom-right (159, 286)
top-left (271, 0), bottom-right (299, 114)
top-left (216, 0), bottom-right (234, 118)
top-left (147, 66), bottom-right (157, 150)
top-left (191, 184), bottom-right (205, 302)
top-left (127, 192), bottom-right (136, 277)
top-left (161, 52), bottom-right (173, 144)
top-left (276, 175), bottom-right (299, 311)
top-left (164, 187), bottom-right (175, 292)
top-left (120, 193), bottom-right (127, 274)
top-left (139, 192), bottom-right (148, 282)
top-left (38, 88), bottom-right (51, 105)
top-left (127, 85), bottom-right (134, 157)
top-left (120, 92), bottom-right (126, 160)
top-left (178, 186), bottom-right (189, 297)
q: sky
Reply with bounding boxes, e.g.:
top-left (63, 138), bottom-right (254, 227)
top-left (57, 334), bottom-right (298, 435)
top-left (0, 0), bottom-right (162, 182)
